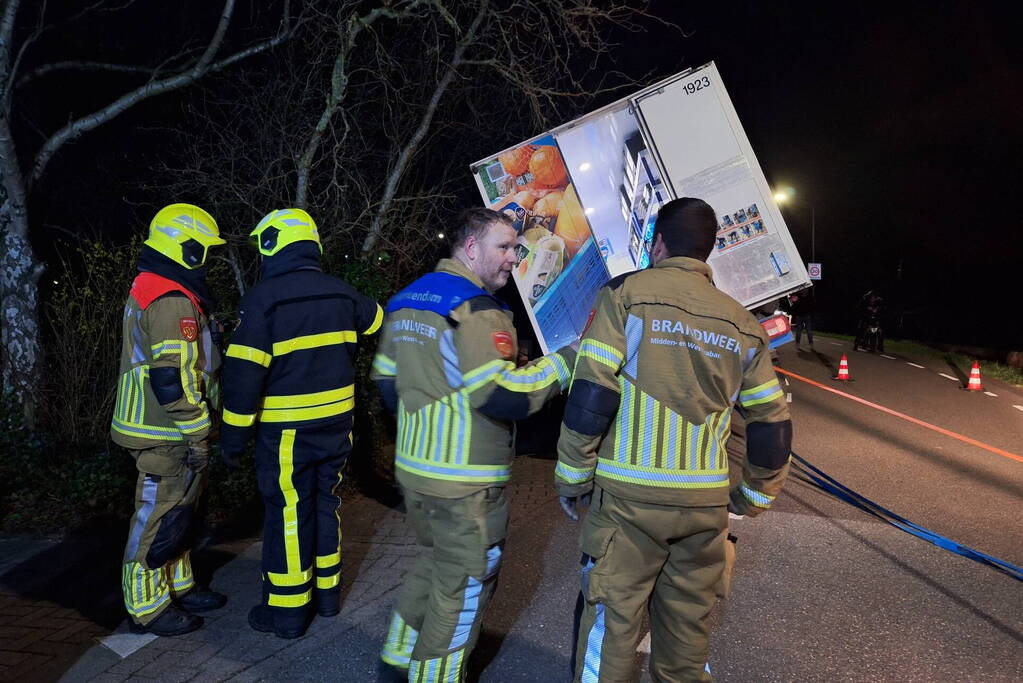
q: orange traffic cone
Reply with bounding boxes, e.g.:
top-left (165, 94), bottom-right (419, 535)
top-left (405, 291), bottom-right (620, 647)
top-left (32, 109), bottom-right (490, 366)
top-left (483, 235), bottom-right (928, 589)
top-left (966, 361), bottom-right (984, 391)
top-left (834, 354), bottom-right (851, 381)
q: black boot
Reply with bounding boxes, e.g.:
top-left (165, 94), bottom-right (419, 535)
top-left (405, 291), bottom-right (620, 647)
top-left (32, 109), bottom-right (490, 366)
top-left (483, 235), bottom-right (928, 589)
top-left (248, 604), bottom-right (310, 639)
top-left (129, 604), bottom-right (203, 637)
top-left (176, 587), bottom-right (227, 613)
top-left (315, 588), bottom-right (341, 618)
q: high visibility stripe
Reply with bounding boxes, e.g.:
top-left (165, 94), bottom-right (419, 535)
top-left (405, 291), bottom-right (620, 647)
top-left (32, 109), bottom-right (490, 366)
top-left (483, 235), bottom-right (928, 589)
top-left (259, 398), bottom-right (354, 422)
top-left (175, 411), bottom-right (211, 434)
top-left (226, 343), bottom-right (272, 367)
top-left (555, 461), bottom-right (592, 484)
top-left (316, 574), bottom-right (340, 589)
top-left (595, 459), bottom-right (729, 488)
top-left (262, 385), bottom-right (354, 410)
top-left (112, 417), bottom-right (185, 440)
top-left (272, 331), bottom-right (356, 356)
top-left (711, 409), bottom-right (731, 470)
top-left (133, 367), bottom-right (145, 424)
top-left (151, 340), bottom-right (183, 358)
top-left (268, 590), bottom-right (312, 608)
top-left (494, 354), bottom-right (568, 393)
top-left (316, 552), bottom-right (340, 568)
top-left (463, 359), bottom-right (506, 393)
top-left (395, 454), bottom-right (510, 483)
top-left (122, 562), bottom-right (169, 617)
top-left (223, 408), bottom-right (256, 427)
top-left (180, 341), bottom-right (202, 405)
top-left (740, 481), bottom-right (774, 508)
top-left (687, 421), bottom-right (700, 471)
top-left (450, 576), bottom-right (483, 649)
top-left (372, 353), bottom-right (397, 376)
top-left (382, 612), bottom-right (418, 668)
top-left (614, 377), bottom-right (635, 463)
top-left (664, 411), bottom-right (680, 470)
top-left (581, 603), bottom-right (607, 683)
top-left (267, 567), bottom-right (313, 587)
top-left (579, 339), bottom-right (624, 371)
top-left (364, 304), bottom-right (384, 335)
top-left (278, 430), bottom-right (302, 579)
top-left (739, 379), bottom-right (783, 407)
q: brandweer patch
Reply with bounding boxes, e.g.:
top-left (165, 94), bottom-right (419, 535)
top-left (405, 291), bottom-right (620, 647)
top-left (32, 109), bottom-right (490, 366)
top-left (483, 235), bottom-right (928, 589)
top-left (650, 319), bottom-right (739, 353)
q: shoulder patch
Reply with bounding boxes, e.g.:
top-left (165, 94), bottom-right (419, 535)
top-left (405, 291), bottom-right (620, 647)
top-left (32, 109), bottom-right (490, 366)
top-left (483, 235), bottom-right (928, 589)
top-left (179, 317), bottom-right (198, 342)
top-left (491, 331), bottom-right (515, 360)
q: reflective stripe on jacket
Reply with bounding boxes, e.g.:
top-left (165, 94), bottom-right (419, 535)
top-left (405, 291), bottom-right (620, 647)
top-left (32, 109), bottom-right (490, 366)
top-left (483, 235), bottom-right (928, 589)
top-left (373, 258), bottom-right (575, 498)
top-left (556, 256), bottom-right (791, 508)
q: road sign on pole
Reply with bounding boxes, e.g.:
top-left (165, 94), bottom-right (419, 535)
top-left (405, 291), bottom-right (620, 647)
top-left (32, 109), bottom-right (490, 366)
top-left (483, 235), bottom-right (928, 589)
top-left (808, 262), bottom-right (822, 280)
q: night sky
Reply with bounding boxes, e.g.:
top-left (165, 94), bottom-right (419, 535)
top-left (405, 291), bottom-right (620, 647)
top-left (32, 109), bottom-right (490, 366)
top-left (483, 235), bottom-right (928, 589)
top-left (634, 1), bottom-right (1021, 348)
top-left (18, 1), bottom-right (1021, 350)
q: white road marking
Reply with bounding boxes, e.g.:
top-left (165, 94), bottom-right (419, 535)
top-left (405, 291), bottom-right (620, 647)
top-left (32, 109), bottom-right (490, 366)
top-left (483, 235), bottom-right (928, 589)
top-left (786, 393), bottom-right (793, 403)
top-left (984, 391), bottom-right (998, 397)
top-left (907, 362), bottom-right (925, 369)
top-left (1014, 405), bottom-right (1023, 413)
top-left (100, 632), bottom-right (157, 658)
top-left (637, 631), bottom-right (651, 653)
top-left (784, 377), bottom-right (790, 386)
top-left (829, 341), bottom-right (842, 346)
top-left (938, 373), bottom-right (958, 381)
top-left (880, 354), bottom-right (896, 360)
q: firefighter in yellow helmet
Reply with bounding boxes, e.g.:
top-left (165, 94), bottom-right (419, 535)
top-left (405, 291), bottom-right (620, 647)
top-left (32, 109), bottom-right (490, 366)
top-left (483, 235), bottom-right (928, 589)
top-left (112, 203), bottom-right (227, 636)
top-left (556, 198), bottom-right (792, 681)
top-left (220, 209), bottom-right (383, 639)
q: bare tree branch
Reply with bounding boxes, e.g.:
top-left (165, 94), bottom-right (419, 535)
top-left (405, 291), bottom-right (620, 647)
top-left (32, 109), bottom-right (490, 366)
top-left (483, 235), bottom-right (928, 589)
top-left (27, 0), bottom-right (296, 189)
top-left (360, 0), bottom-right (489, 254)
top-left (15, 60), bottom-right (157, 89)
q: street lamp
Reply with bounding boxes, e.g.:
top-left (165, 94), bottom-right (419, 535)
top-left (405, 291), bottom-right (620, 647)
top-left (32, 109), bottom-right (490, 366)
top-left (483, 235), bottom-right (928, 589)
top-left (773, 187), bottom-right (815, 262)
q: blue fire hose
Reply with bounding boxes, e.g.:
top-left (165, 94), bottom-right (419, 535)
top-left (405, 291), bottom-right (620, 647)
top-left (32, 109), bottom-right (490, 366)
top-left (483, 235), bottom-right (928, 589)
top-left (789, 452), bottom-right (1023, 582)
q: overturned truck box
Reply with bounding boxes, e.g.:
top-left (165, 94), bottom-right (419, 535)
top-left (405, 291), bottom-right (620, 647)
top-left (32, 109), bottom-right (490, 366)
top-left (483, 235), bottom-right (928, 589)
top-left (471, 61), bottom-right (810, 353)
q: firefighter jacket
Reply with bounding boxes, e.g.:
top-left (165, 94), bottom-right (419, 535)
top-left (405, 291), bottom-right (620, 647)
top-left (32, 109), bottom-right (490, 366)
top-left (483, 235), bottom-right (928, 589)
top-left (219, 243), bottom-right (383, 451)
top-left (111, 273), bottom-right (220, 449)
top-left (555, 256), bottom-right (792, 515)
top-left (371, 258), bottom-right (576, 499)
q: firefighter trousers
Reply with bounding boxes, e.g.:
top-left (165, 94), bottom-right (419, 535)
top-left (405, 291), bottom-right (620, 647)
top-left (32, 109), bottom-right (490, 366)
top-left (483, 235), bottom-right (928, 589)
top-left (381, 486), bottom-right (508, 682)
top-left (255, 418), bottom-right (352, 629)
top-left (574, 487), bottom-right (727, 683)
top-left (122, 443), bottom-right (207, 625)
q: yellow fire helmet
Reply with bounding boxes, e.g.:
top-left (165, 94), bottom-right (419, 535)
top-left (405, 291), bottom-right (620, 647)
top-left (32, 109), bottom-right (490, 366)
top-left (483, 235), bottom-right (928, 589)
top-left (145, 203), bottom-right (225, 269)
top-left (249, 208), bottom-right (322, 257)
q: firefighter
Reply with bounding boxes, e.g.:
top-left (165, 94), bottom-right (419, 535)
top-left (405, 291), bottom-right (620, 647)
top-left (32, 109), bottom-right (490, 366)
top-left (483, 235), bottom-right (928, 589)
top-left (555, 198), bottom-right (792, 682)
top-left (374, 208), bottom-right (576, 682)
top-left (112, 203), bottom-right (228, 636)
top-left (220, 209), bottom-right (383, 639)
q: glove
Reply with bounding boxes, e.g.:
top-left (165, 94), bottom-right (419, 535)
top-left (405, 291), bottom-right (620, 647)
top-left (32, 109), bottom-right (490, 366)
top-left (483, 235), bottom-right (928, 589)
top-left (220, 448), bottom-right (242, 471)
top-left (559, 492), bottom-right (592, 521)
top-left (187, 440), bottom-right (209, 471)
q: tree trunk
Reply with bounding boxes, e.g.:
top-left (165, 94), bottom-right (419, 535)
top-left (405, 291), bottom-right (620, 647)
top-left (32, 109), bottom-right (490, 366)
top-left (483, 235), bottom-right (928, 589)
top-left (0, 204), bottom-right (44, 424)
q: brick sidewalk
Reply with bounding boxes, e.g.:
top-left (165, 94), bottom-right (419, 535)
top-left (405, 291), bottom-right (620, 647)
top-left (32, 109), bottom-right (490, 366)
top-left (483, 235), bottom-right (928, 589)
top-left (51, 456), bottom-right (560, 681)
top-left (0, 538), bottom-right (124, 682)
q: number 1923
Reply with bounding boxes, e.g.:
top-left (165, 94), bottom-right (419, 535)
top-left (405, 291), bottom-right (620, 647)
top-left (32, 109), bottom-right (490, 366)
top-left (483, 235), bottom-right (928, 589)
top-left (682, 76), bottom-right (711, 95)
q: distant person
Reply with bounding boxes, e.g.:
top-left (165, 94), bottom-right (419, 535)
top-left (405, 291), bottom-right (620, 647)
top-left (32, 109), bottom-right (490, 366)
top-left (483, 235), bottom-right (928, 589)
top-left (372, 208), bottom-right (575, 681)
top-left (555, 197), bottom-right (792, 681)
top-left (788, 287), bottom-right (815, 347)
top-left (112, 203), bottom-right (228, 636)
top-left (855, 290), bottom-right (883, 351)
top-left (219, 209), bottom-right (383, 639)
